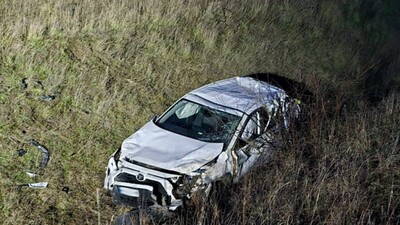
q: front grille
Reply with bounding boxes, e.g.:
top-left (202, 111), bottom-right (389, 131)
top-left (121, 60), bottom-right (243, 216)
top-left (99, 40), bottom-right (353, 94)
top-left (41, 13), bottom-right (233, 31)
top-left (112, 187), bottom-right (155, 208)
top-left (115, 173), bottom-right (170, 206)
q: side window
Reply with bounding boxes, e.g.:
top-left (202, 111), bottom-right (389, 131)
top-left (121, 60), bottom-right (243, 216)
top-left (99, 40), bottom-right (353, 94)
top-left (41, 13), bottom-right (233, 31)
top-left (240, 108), bottom-right (269, 142)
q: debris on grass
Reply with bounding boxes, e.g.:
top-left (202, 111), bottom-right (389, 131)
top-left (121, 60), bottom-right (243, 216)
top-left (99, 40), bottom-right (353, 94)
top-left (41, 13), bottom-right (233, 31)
top-left (34, 80), bottom-right (44, 90)
top-left (18, 182), bottom-right (48, 189)
top-left (38, 95), bottom-right (57, 101)
top-left (28, 139), bottom-right (50, 169)
top-left (17, 148), bottom-right (27, 156)
top-left (15, 141), bottom-right (50, 190)
top-left (17, 78), bottom-right (58, 101)
top-left (27, 182), bottom-right (48, 189)
top-left (20, 78), bottom-right (28, 89)
top-left (62, 186), bottom-right (70, 194)
top-left (26, 172), bottom-right (38, 177)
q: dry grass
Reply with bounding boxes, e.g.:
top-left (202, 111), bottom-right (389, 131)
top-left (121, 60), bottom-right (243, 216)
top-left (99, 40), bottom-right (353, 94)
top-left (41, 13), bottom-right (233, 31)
top-left (0, 0), bottom-right (399, 224)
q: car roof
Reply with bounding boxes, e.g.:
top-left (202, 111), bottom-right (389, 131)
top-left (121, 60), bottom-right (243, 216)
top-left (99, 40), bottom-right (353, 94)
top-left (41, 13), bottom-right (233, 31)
top-left (184, 76), bottom-right (289, 115)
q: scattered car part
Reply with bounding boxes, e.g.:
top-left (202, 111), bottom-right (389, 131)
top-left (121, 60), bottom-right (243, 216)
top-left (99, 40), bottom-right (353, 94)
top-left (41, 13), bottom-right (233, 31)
top-left (19, 182), bottom-right (48, 189)
top-left (38, 95), bottom-right (56, 101)
top-left (28, 139), bottom-right (50, 169)
top-left (34, 80), bottom-right (44, 90)
top-left (17, 148), bottom-right (27, 156)
top-left (62, 186), bottom-right (70, 194)
top-left (20, 78), bottom-right (28, 89)
top-left (26, 172), bottom-right (38, 177)
top-left (27, 182), bottom-right (48, 189)
top-left (104, 74), bottom-right (308, 214)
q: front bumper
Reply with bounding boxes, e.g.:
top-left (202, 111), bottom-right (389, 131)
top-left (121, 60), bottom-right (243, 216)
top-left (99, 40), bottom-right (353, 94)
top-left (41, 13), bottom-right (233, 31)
top-left (104, 154), bottom-right (183, 210)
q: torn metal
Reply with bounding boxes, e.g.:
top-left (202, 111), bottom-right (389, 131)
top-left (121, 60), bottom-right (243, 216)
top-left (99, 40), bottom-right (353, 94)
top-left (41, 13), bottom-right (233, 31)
top-left (29, 139), bottom-right (50, 169)
top-left (104, 76), bottom-right (302, 213)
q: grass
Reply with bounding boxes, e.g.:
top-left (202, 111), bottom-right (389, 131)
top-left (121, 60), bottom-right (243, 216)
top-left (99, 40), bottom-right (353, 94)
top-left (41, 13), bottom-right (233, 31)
top-left (0, 0), bottom-right (399, 224)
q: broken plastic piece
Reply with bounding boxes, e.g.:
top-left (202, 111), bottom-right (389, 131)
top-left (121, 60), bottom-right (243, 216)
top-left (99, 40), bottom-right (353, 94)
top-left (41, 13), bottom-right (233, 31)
top-left (62, 186), bottom-right (70, 194)
top-left (20, 78), bottom-right (28, 89)
top-left (34, 81), bottom-right (44, 90)
top-left (26, 172), bottom-right (38, 177)
top-left (17, 149), bottom-right (27, 156)
top-left (27, 182), bottom-right (48, 189)
top-left (28, 139), bottom-right (50, 169)
top-left (38, 95), bottom-right (56, 101)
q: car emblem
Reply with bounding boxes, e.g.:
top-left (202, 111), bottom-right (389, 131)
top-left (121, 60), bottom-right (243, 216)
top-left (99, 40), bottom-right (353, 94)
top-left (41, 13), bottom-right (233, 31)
top-left (136, 173), bottom-right (146, 182)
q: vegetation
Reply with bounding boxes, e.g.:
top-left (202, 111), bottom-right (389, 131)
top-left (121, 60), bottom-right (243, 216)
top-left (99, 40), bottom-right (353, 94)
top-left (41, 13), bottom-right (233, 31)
top-left (0, 0), bottom-right (398, 224)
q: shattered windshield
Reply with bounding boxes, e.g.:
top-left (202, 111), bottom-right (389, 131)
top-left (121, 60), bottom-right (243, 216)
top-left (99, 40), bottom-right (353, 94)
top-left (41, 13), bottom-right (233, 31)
top-left (156, 99), bottom-right (241, 144)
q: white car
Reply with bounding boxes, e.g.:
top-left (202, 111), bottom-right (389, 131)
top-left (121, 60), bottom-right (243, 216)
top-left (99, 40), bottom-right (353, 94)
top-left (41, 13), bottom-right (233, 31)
top-left (104, 74), bottom-right (304, 212)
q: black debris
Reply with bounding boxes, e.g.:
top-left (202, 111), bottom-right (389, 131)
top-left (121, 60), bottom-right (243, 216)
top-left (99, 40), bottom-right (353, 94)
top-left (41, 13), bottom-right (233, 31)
top-left (20, 78), bottom-right (28, 89)
top-left (38, 95), bottom-right (56, 101)
top-left (17, 149), bottom-right (27, 156)
top-left (28, 139), bottom-right (50, 169)
top-left (62, 186), bottom-right (70, 194)
top-left (34, 81), bottom-right (44, 90)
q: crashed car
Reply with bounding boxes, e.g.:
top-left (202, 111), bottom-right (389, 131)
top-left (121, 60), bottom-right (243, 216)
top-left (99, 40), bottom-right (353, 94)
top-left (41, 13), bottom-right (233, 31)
top-left (104, 74), bottom-right (305, 211)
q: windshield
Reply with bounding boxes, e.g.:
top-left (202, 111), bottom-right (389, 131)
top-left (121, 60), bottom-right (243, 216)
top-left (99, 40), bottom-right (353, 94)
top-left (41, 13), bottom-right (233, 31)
top-left (156, 99), bottom-right (241, 144)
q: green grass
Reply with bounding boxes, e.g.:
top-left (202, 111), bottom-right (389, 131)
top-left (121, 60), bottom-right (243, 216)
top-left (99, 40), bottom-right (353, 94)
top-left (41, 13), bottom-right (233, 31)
top-left (0, 0), bottom-right (399, 224)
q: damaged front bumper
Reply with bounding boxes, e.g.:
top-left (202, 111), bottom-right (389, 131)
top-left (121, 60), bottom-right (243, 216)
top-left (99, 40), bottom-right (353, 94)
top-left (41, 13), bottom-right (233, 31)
top-left (104, 149), bottom-right (186, 211)
top-left (104, 148), bottom-right (232, 212)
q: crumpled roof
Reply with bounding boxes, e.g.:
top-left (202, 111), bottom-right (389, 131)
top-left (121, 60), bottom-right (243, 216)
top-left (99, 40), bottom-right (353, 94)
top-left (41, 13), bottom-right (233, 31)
top-left (185, 77), bottom-right (288, 114)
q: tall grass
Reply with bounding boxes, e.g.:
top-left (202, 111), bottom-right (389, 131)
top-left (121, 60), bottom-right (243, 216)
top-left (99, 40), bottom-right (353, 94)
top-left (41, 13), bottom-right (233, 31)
top-left (0, 0), bottom-right (399, 224)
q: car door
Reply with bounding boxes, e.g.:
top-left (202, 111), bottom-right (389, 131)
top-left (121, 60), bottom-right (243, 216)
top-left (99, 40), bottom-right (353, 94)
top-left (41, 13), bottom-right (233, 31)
top-left (234, 107), bottom-right (276, 178)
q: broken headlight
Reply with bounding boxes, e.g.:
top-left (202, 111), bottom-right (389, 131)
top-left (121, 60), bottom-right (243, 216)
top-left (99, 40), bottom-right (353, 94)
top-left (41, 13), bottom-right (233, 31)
top-left (173, 174), bottom-right (201, 199)
top-left (173, 161), bottom-right (215, 199)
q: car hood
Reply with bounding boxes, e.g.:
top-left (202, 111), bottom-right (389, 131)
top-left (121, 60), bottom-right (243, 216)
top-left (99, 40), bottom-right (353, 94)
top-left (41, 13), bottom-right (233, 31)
top-left (120, 120), bottom-right (224, 174)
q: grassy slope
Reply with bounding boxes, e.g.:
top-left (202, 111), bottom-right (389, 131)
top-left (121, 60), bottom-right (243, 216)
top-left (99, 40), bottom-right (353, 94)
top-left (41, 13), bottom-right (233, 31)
top-left (0, 0), bottom-right (399, 224)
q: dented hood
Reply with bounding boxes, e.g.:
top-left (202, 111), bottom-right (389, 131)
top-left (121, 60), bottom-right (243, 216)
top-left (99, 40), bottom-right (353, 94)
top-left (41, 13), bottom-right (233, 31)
top-left (121, 120), bottom-right (224, 174)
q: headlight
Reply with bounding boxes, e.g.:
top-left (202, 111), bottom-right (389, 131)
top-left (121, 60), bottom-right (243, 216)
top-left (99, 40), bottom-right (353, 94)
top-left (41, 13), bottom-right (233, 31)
top-left (173, 174), bottom-right (200, 198)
